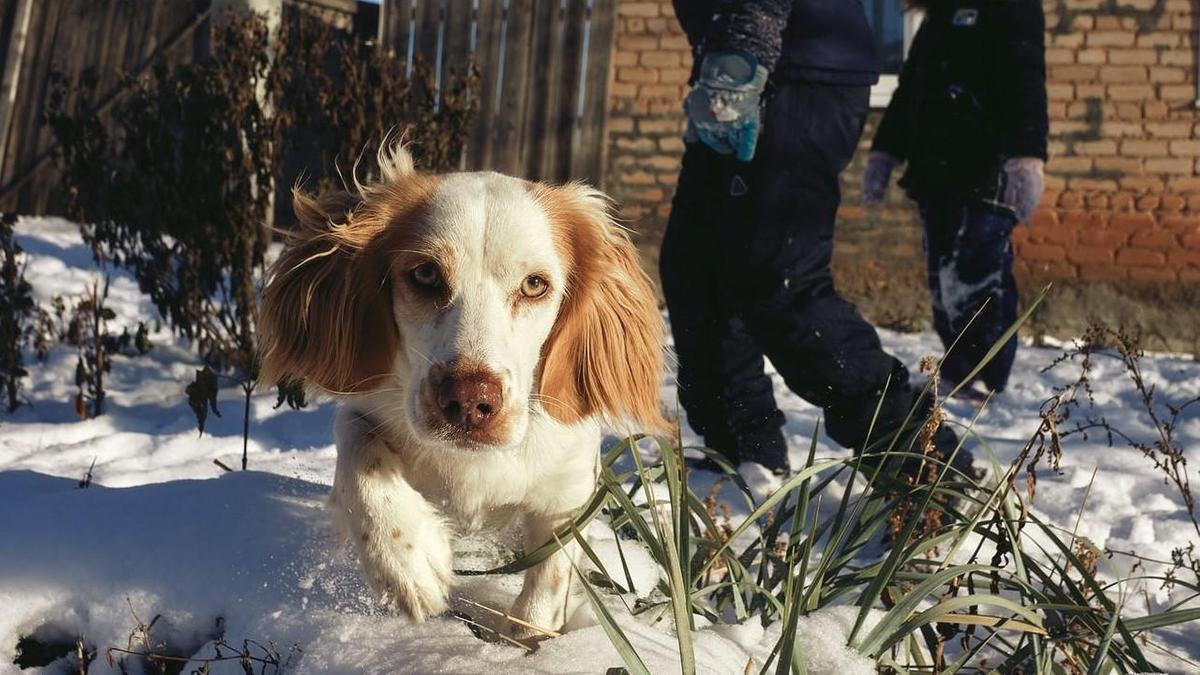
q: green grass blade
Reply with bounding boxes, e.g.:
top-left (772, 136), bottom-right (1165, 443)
top-left (557, 534), bottom-right (652, 675)
top-left (629, 437), bottom-right (695, 675)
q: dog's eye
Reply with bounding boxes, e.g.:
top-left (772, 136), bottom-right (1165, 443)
top-left (411, 262), bottom-right (442, 288)
top-left (520, 275), bottom-right (549, 299)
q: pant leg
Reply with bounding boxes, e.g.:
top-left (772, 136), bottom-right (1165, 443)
top-left (920, 198), bottom-right (1020, 391)
top-left (661, 144), bottom-right (788, 468)
top-left (717, 81), bottom-right (930, 452)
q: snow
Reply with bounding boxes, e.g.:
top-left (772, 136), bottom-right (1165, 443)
top-left (2, 216), bottom-right (1198, 673)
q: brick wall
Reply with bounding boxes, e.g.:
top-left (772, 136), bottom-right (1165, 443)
top-left (605, 0), bottom-right (692, 268)
top-left (605, 0), bottom-right (1200, 350)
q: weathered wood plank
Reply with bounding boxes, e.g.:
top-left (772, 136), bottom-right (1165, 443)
top-left (521, 0), bottom-right (558, 180)
top-left (570, 0), bottom-right (614, 186)
top-left (489, 0), bottom-right (533, 175)
top-left (464, 0), bottom-right (500, 170)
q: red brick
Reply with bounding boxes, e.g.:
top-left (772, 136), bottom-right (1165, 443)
top-left (1051, 156), bottom-right (1094, 173)
top-left (1161, 193), bottom-right (1187, 212)
top-left (1137, 31), bottom-right (1182, 48)
top-left (1111, 193), bottom-right (1137, 210)
top-left (1130, 229), bottom-right (1180, 249)
top-left (1145, 122), bottom-right (1194, 138)
top-left (1087, 31), bottom-right (1136, 47)
top-left (610, 81), bottom-right (638, 99)
top-left (608, 117), bottom-right (634, 133)
top-left (660, 67), bottom-right (692, 85)
top-left (645, 18), bottom-right (670, 33)
top-left (1161, 84), bottom-right (1196, 102)
top-left (658, 137), bottom-right (685, 152)
top-left (1170, 140), bottom-right (1200, 157)
top-left (643, 154), bottom-right (680, 170)
top-left (1062, 210), bottom-right (1097, 229)
top-left (1168, 177), bottom-right (1200, 192)
top-left (1098, 65), bottom-right (1148, 83)
top-left (1120, 176), bottom-right (1166, 193)
top-left (615, 137), bottom-right (657, 153)
top-left (1040, 226), bottom-right (1078, 245)
top-left (1146, 158), bottom-right (1194, 174)
top-left (1053, 64), bottom-right (1100, 80)
top-left (618, 170), bottom-right (657, 185)
top-left (1074, 139), bottom-right (1117, 155)
top-left (639, 84), bottom-right (684, 99)
top-left (623, 18), bottom-right (646, 33)
top-left (1168, 248), bottom-right (1200, 266)
top-left (1136, 195), bottom-right (1162, 211)
top-left (1078, 229), bottom-right (1130, 246)
top-left (618, 67), bottom-right (658, 84)
top-left (1149, 67), bottom-right (1188, 83)
top-left (617, 35), bottom-right (658, 50)
top-left (1110, 212), bottom-right (1158, 230)
top-left (637, 118), bottom-right (679, 134)
top-left (1058, 192), bottom-right (1085, 209)
top-left (1068, 177), bottom-right (1119, 191)
top-left (640, 51), bottom-right (681, 68)
top-left (1121, 139), bottom-right (1169, 156)
top-left (613, 50), bottom-right (639, 67)
top-left (618, 2), bottom-right (661, 17)
top-left (630, 187), bottom-right (665, 202)
top-left (660, 35), bottom-right (690, 51)
top-left (1108, 49), bottom-right (1157, 65)
top-left (1164, 216), bottom-right (1200, 233)
top-left (1068, 246), bottom-right (1116, 264)
top-left (1117, 248), bottom-right (1167, 265)
top-left (1144, 101), bottom-right (1170, 120)
top-left (1029, 209), bottom-right (1059, 228)
top-left (1160, 49), bottom-right (1194, 66)
top-left (1045, 48), bottom-right (1076, 64)
top-left (1018, 243), bottom-right (1067, 262)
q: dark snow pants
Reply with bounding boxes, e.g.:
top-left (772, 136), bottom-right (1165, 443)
top-left (660, 81), bottom-right (938, 471)
top-left (918, 198), bottom-right (1020, 393)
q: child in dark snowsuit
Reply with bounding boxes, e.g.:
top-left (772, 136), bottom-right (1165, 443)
top-left (863, 0), bottom-right (1048, 395)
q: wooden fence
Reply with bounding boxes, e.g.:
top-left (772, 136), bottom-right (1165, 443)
top-left (0, 0), bottom-right (617, 215)
top-left (380, 0), bottom-right (616, 184)
top-left (0, 0), bottom-right (210, 214)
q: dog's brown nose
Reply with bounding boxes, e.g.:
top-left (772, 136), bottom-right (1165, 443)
top-left (437, 371), bottom-right (503, 432)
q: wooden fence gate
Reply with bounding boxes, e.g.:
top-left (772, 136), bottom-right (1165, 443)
top-left (379, 0), bottom-right (616, 185)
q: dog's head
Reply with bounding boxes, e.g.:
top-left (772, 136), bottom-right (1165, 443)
top-left (258, 145), bottom-right (666, 450)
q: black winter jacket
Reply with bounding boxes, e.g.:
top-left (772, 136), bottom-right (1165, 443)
top-left (871, 0), bottom-right (1049, 197)
top-left (673, 0), bottom-right (880, 85)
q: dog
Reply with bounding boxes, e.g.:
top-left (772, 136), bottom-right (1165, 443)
top-left (258, 144), bottom-right (666, 636)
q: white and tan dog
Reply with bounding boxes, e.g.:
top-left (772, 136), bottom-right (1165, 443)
top-left (258, 145), bottom-right (665, 636)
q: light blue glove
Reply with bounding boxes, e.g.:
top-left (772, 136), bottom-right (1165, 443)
top-left (684, 51), bottom-right (769, 162)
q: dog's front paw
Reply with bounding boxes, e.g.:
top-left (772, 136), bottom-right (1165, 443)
top-left (360, 527), bottom-right (454, 622)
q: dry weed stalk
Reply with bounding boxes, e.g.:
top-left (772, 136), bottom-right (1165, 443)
top-left (1041, 323), bottom-right (1198, 534)
top-left (105, 599), bottom-right (299, 674)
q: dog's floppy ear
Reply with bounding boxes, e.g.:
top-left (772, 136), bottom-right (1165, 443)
top-left (535, 184), bottom-right (668, 433)
top-left (258, 187), bottom-right (397, 394)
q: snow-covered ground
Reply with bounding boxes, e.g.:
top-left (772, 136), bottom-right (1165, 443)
top-left (1, 217), bottom-right (1197, 673)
